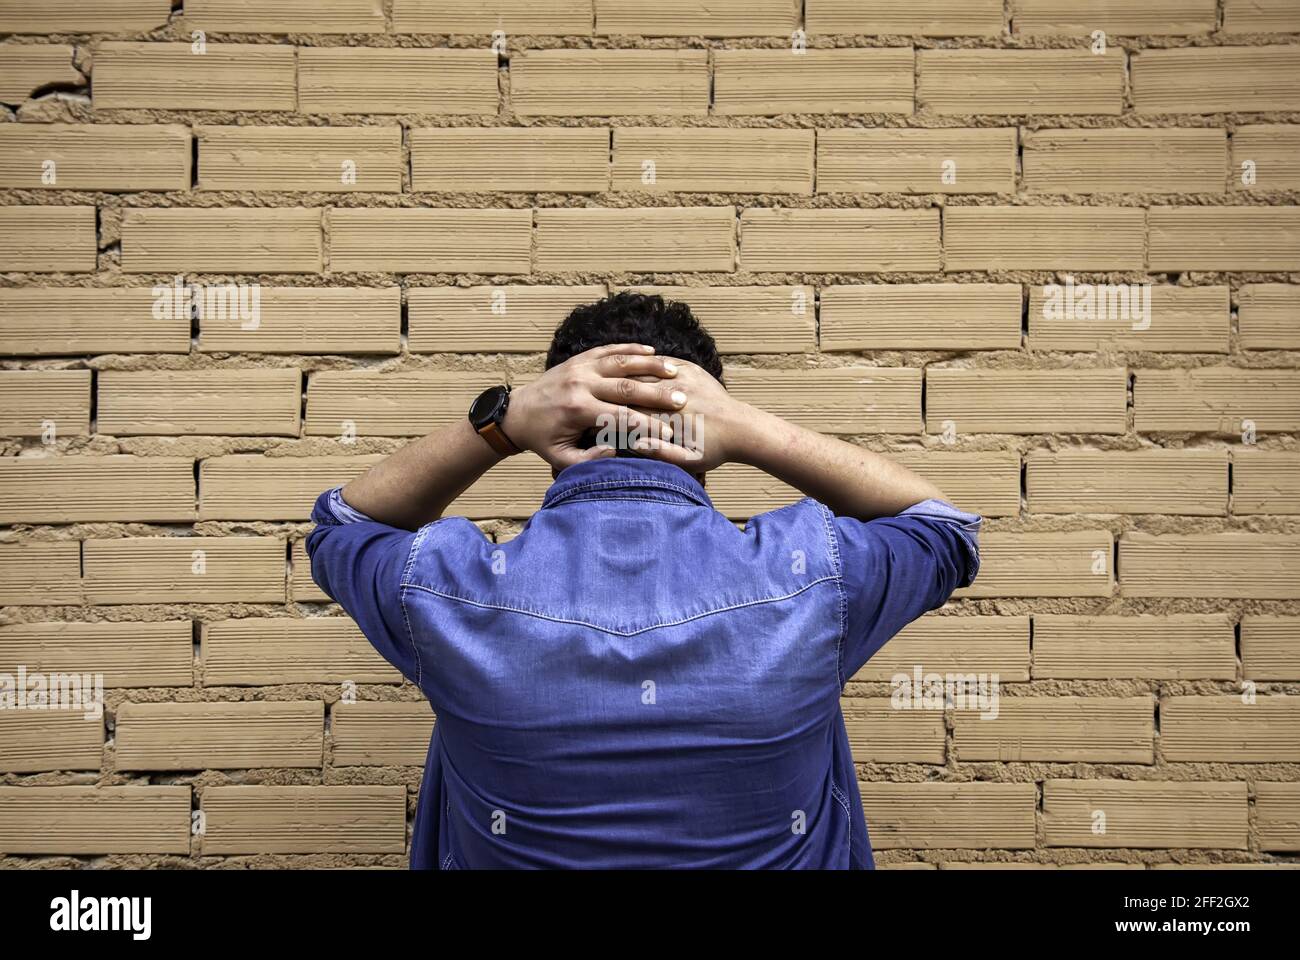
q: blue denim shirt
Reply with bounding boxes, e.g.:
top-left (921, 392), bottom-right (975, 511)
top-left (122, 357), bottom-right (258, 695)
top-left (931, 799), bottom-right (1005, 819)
top-left (306, 457), bottom-right (980, 869)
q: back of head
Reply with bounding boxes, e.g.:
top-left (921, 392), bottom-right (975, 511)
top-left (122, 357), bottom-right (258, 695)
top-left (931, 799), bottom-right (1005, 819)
top-left (545, 291), bottom-right (724, 384)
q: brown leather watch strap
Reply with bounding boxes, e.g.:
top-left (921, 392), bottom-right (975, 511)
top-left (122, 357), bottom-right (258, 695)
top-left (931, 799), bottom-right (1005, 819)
top-left (477, 420), bottom-right (522, 457)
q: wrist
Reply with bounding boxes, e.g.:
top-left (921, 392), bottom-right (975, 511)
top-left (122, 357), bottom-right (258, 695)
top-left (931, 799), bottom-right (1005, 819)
top-left (500, 383), bottom-right (533, 453)
top-left (730, 405), bottom-right (796, 469)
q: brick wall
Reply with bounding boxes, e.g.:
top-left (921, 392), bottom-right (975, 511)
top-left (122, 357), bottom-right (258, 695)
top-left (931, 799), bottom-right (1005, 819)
top-left (0, 0), bottom-right (1298, 869)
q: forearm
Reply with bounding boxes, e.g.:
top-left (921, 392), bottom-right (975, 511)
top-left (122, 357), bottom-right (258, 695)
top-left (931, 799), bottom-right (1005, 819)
top-left (340, 417), bottom-right (501, 531)
top-left (732, 405), bottom-right (945, 521)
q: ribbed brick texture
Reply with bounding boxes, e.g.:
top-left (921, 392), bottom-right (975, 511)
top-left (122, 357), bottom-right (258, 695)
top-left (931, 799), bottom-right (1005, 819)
top-left (0, 4), bottom-right (1296, 871)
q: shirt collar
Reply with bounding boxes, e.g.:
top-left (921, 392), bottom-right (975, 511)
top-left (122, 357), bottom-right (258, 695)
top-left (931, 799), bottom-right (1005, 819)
top-left (541, 456), bottom-right (714, 511)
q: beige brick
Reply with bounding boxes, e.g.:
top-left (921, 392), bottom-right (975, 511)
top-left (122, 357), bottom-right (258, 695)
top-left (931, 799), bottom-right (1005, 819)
top-left (201, 785), bottom-right (405, 854)
top-left (1033, 614), bottom-right (1236, 680)
top-left (1026, 449), bottom-right (1228, 516)
top-left (0, 710), bottom-right (102, 773)
top-left (0, 620), bottom-right (193, 688)
top-left (185, 0), bottom-right (385, 32)
top-left (1028, 284), bottom-right (1229, 353)
top-left (0, 287), bottom-right (189, 356)
top-left (0, 205), bottom-right (96, 273)
top-left (942, 862), bottom-right (1146, 870)
top-left (291, 539), bottom-right (328, 603)
top-left (204, 617), bottom-right (398, 686)
top-left (0, 1), bottom-right (170, 34)
top-left (0, 455), bottom-right (195, 524)
top-left (740, 208), bottom-right (940, 273)
top-left (704, 462), bottom-right (802, 518)
top-left (1121, 532), bottom-right (1300, 599)
top-left (890, 451), bottom-right (1021, 518)
top-left (1161, 696), bottom-right (1300, 762)
top-left (918, 50), bottom-right (1124, 115)
top-left (1257, 782), bottom-right (1300, 852)
top-left (116, 700), bottom-right (323, 770)
top-left (1012, 0), bottom-right (1216, 35)
top-left (616, 285), bottom-right (816, 354)
top-left (198, 125), bottom-right (401, 193)
top-left (943, 206), bottom-right (1145, 271)
top-left (408, 284), bottom-right (604, 353)
top-left (0, 123), bottom-right (190, 191)
top-left (596, 0), bottom-right (796, 36)
top-left (0, 785), bottom-right (190, 854)
top-left (83, 536), bottom-right (286, 604)
top-left (956, 530), bottom-right (1114, 598)
top-left (725, 366), bottom-right (921, 434)
top-left (805, 0), bottom-right (1003, 36)
top-left (841, 697), bottom-right (945, 763)
top-left (511, 49), bottom-right (708, 116)
top-left (1242, 616), bottom-right (1299, 681)
top-left (200, 454), bottom-right (382, 522)
top-left (300, 48), bottom-right (497, 115)
top-left (93, 42), bottom-right (295, 110)
top-left (1023, 128), bottom-right (1226, 194)
top-left (1151, 863), bottom-right (1300, 870)
top-left (859, 782), bottom-right (1037, 849)
top-left (98, 368), bottom-right (301, 437)
top-left (0, 369), bottom-right (90, 437)
top-left (1044, 780), bottom-right (1247, 849)
top-left (1234, 452), bottom-right (1300, 515)
top-left (121, 207), bottom-right (323, 274)
top-left (411, 127), bottom-right (608, 193)
top-left (852, 615), bottom-right (1031, 683)
top-left (1134, 367), bottom-right (1300, 433)
top-left (332, 701), bottom-right (434, 766)
top-left (535, 206), bottom-right (735, 273)
top-left (445, 453), bottom-right (557, 519)
top-left (714, 48), bottom-right (913, 116)
top-left (817, 128), bottom-right (1015, 195)
top-left (612, 127), bottom-right (812, 194)
top-left (392, 0), bottom-right (593, 34)
top-left (0, 44), bottom-right (80, 103)
top-left (199, 286), bottom-right (401, 355)
top-left (1133, 46), bottom-right (1300, 114)
top-left (330, 208), bottom-right (531, 274)
top-left (926, 368), bottom-right (1127, 435)
top-left (1149, 207), bottom-right (1300, 271)
top-left (820, 283), bottom-right (1021, 351)
top-left (0, 541), bottom-right (82, 606)
top-left (306, 370), bottom-right (486, 438)
top-left (1239, 284), bottom-right (1300, 350)
top-left (1224, 0), bottom-right (1300, 33)
top-left (1232, 125), bottom-right (1300, 192)
top-left (954, 697), bottom-right (1154, 763)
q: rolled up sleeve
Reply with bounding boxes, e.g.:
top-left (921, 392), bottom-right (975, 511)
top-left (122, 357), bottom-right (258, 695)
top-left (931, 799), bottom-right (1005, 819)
top-left (834, 498), bottom-right (981, 684)
top-left (305, 487), bottom-right (420, 684)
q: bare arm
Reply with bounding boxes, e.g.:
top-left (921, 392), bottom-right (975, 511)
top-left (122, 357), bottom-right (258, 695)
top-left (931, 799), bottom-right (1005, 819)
top-left (635, 362), bottom-right (946, 521)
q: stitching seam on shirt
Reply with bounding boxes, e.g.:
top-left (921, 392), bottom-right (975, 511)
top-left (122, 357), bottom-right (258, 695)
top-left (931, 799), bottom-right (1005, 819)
top-left (400, 523), bottom-right (433, 688)
top-left (402, 576), bottom-right (838, 637)
top-left (544, 476), bottom-right (710, 508)
top-left (815, 501), bottom-right (848, 691)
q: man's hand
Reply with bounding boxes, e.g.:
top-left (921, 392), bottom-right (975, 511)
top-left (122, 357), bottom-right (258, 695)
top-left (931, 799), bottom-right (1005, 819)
top-left (623, 358), bottom-right (752, 473)
top-left (503, 343), bottom-right (688, 470)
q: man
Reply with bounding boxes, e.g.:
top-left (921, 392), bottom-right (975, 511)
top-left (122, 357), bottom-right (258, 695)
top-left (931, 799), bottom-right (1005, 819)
top-left (306, 292), bottom-right (981, 869)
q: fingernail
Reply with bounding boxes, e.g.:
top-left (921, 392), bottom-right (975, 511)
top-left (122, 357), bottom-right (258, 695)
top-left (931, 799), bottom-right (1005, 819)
top-left (671, 390), bottom-right (687, 406)
top-left (663, 360), bottom-right (678, 374)
top-left (642, 344), bottom-right (656, 353)
top-left (661, 424), bottom-right (674, 440)
top-left (634, 439), bottom-right (651, 450)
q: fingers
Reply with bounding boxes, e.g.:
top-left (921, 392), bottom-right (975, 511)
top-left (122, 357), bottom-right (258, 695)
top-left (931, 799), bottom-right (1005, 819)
top-left (590, 404), bottom-right (676, 442)
top-left (592, 353), bottom-right (679, 380)
top-left (589, 375), bottom-right (687, 412)
top-left (630, 436), bottom-right (704, 467)
top-left (580, 343), bottom-right (656, 361)
top-left (548, 443), bottom-right (617, 471)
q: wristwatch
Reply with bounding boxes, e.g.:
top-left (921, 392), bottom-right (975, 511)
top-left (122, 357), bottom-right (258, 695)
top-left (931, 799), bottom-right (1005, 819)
top-left (468, 385), bottom-right (522, 457)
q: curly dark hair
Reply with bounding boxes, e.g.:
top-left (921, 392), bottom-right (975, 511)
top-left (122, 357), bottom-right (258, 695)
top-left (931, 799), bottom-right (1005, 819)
top-left (545, 292), bottom-right (724, 384)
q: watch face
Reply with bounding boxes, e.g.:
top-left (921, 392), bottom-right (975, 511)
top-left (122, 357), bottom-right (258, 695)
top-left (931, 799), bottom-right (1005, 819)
top-left (469, 386), bottom-right (508, 428)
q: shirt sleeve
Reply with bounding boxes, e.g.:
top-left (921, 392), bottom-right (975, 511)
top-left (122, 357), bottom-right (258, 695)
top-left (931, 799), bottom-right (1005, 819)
top-left (304, 486), bottom-right (420, 684)
top-left (834, 498), bottom-right (981, 685)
